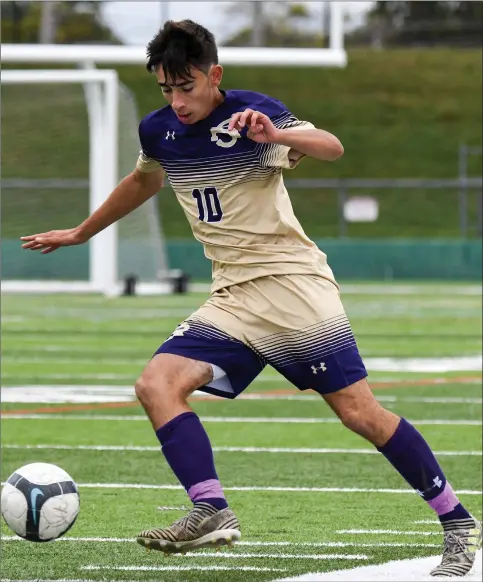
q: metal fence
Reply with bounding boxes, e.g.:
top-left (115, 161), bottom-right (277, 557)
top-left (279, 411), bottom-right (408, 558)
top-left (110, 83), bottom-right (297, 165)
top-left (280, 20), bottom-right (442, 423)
top-left (285, 177), bottom-right (483, 238)
top-left (459, 145), bottom-right (483, 238)
top-left (3, 176), bottom-right (481, 239)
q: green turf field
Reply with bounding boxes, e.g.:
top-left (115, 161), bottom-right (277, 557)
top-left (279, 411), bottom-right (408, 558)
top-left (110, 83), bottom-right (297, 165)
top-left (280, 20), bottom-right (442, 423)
top-left (1, 283), bottom-right (482, 581)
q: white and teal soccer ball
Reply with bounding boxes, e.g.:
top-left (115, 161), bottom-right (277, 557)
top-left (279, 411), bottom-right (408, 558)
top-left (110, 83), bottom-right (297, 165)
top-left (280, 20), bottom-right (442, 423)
top-left (1, 462), bottom-right (80, 542)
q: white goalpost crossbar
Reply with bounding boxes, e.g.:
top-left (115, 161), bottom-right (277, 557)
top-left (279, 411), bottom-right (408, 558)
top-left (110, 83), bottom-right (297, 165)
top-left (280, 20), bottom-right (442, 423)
top-left (1, 69), bottom-right (119, 296)
top-left (1, 45), bottom-right (347, 68)
top-left (1, 3), bottom-right (346, 67)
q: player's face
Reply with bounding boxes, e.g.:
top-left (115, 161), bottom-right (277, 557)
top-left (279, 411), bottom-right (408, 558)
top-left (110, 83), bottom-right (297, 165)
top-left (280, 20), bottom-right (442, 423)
top-left (156, 65), bottom-right (223, 124)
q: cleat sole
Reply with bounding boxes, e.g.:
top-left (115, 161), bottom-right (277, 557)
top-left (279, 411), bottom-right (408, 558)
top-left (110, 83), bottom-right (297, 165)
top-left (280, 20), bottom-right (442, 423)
top-left (136, 529), bottom-right (241, 554)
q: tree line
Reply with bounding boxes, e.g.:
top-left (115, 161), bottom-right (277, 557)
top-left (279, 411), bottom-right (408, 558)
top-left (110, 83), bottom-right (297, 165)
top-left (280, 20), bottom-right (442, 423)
top-left (1, 1), bottom-right (121, 44)
top-left (353, 1), bottom-right (483, 48)
top-left (1, 1), bottom-right (481, 47)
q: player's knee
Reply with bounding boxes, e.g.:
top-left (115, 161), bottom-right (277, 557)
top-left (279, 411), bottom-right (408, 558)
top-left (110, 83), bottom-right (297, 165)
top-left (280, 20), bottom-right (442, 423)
top-left (135, 354), bottom-right (213, 409)
top-left (135, 368), bottom-right (171, 402)
top-left (135, 370), bottom-right (172, 399)
top-left (134, 374), bottom-right (151, 404)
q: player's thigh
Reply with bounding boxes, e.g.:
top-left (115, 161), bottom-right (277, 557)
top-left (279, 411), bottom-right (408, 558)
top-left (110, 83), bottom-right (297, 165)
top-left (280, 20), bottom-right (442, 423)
top-left (135, 352), bottom-right (213, 401)
top-left (249, 275), bottom-right (367, 396)
top-left (153, 316), bottom-right (266, 400)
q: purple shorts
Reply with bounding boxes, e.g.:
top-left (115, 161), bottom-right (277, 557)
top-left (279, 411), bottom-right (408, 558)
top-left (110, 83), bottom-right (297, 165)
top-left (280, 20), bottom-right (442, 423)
top-left (155, 316), bottom-right (367, 399)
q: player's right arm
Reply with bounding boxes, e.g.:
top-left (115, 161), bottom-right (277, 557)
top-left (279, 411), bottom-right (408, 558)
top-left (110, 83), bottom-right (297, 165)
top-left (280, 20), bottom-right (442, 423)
top-left (21, 166), bottom-right (164, 254)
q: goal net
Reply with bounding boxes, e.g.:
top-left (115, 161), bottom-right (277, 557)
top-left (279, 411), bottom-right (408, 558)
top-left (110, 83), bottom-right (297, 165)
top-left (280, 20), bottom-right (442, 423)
top-left (1, 69), bottom-right (169, 296)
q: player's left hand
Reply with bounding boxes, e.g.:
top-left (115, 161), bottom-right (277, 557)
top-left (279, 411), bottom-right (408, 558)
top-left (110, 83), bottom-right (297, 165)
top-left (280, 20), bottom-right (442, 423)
top-left (228, 109), bottom-right (280, 144)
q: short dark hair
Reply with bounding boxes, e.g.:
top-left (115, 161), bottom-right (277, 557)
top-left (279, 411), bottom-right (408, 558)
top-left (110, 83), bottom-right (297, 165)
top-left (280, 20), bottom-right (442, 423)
top-left (146, 20), bottom-right (218, 80)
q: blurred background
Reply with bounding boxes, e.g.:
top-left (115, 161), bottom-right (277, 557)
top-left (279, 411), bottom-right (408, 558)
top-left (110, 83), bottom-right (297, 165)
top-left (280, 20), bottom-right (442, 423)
top-left (1, 0), bottom-right (482, 284)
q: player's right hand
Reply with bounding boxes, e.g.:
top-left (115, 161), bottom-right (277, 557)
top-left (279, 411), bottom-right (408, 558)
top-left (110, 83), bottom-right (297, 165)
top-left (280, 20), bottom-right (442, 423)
top-left (20, 228), bottom-right (88, 254)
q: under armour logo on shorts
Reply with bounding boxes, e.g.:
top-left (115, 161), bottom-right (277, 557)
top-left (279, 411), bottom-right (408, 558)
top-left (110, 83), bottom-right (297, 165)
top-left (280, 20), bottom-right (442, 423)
top-left (166, 131), bottom-right (175, 140)
top-left (311, 362), bottom-right (327, 374)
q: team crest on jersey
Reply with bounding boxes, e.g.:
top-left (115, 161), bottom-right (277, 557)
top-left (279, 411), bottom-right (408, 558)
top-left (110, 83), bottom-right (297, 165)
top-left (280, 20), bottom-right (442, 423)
top-left (210, 118), bottom-right (241, 149)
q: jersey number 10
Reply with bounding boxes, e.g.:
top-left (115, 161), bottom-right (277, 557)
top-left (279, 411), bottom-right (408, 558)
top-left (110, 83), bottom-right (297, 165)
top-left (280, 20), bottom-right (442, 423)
top-left (192, 187), bottom-right (223, 223)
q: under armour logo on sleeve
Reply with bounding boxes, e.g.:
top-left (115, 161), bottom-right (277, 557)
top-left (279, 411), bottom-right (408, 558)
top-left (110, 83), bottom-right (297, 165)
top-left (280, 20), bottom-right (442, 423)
top-left (166, 131), bottom-right (176, 140)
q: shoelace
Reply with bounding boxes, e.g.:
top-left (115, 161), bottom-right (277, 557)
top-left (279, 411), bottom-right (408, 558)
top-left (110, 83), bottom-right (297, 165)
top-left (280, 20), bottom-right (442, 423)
top-left (172, 506), bottom-right (205, 528)
top-left (440, 531), bottom-right (472, 564)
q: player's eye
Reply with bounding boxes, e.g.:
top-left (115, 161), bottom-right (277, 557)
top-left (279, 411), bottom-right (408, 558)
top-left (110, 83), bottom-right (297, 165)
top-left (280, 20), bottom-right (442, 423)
top-left (161, 87), bottom-right (172, 94)
top-left (182, 87), bottom-right (194, 93)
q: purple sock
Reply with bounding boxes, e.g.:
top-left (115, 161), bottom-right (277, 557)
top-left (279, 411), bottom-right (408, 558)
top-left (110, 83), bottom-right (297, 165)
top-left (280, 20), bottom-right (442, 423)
top-left (378, 418), bottom-right (470, 523)
top-left (156, 412), bottom-right (228, 510)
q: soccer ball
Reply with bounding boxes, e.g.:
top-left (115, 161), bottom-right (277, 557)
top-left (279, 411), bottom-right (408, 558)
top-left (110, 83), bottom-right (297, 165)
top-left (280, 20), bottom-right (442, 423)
top-left (1, 462), bottom-right (80, 542)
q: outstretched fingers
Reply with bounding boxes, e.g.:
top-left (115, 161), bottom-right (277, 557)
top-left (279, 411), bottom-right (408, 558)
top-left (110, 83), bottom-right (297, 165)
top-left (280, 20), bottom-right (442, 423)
top-left (20, 232), bottom-right (58, 252)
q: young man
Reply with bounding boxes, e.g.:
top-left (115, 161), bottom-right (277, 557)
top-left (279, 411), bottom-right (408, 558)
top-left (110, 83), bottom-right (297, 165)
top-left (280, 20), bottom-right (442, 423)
top-left (21, 20), bottom-right (480, 576)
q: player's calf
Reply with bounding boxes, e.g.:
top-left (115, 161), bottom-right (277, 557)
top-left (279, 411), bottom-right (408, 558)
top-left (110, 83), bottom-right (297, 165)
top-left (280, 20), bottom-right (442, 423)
top-left (324, 380), bottom-right (474, 526)
top-left (135, 353), bottom-right (235, 550)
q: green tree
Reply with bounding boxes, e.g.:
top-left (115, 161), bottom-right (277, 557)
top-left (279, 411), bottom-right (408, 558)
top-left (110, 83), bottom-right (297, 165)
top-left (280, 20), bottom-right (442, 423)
top-left (223, 2), bottom-right (324, 48)
top-left (1, 1), bottom-right (122, 44)
top-left (362, 1), bottom-right (483, 46)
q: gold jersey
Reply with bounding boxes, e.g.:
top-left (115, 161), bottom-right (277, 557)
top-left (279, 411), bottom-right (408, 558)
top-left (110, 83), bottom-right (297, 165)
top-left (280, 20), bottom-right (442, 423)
top-left (137, 90), bottom-right (336, 291)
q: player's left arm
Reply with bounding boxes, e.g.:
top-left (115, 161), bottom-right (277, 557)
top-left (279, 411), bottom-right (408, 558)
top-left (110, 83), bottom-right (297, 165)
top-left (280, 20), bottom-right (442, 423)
top-left (228, 108), bottom-right (343, 162)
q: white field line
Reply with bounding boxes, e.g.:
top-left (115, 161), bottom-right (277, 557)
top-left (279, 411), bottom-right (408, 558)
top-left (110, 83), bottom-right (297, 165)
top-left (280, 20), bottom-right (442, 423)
top-left (3, 355), bottom-right (482, 373)
top-left (234, 395), bottom-right (483, 403)
top-left (338, 284), bottom-right (482, 296)
top-left (83, 565), bottom-right (287, 573)
top-left (2, 373), bottom-right (479, 390)
top-left (157, 505), bottom-right (189, 510)
top-left (273, 550), bottom-right (483, 582)
top-left (0, 536), bottom-right (440, 548)
top-left (10, 343), bottom-right (481, 358)
top-left (1, 374), bottom-right (139, 385)
top-left (378, 396), bottom-right (482, 404)
top-left (85, 552), bottom-right (371, 561)
top-left (1, 372), bottom-right (481, 390)
top-left (413, 520), bottom-right (439, 525)
top-left (379, 397), bottom-right (482, 405)
top-left (337, 530), bottom-right (440, 536)
top-left (3, 414), bottom-right (482, 426)
top-left (2, 358), bottom-right (148, 366)
top-left (2, 384), bottom-right (482, 405)
top-left (2, 481), bottom-right (478, 495)
top-left (3, 443), bottom-right (480, 458)
top-left (5, 282), bottom-right (482, 295)
top-left (204, 415), bottom-right (482, 426)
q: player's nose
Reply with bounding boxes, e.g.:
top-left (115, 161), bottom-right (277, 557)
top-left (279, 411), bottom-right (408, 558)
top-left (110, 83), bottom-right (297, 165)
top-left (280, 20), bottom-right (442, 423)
top-left (171, 94), bottom-right (186, 111)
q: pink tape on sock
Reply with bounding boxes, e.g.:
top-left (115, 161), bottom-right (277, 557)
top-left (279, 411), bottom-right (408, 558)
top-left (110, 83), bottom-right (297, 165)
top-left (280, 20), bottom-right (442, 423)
top-left (428, 483), bottom-right (460, 515)
top-left (188, 479), bottom-right (225, 502)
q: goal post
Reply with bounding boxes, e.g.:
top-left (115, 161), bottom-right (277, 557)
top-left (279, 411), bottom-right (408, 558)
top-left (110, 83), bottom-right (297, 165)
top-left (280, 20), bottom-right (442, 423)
top-left (1, 69), bottom-right (119, 296)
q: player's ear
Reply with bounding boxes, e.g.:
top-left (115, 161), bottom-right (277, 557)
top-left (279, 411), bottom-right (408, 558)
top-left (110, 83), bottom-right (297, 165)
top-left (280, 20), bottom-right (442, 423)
top-left (209, 64), bottom-right (223, 88)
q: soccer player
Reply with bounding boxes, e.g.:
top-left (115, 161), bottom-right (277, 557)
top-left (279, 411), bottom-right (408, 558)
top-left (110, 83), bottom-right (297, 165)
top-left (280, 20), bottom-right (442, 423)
top-left (21, 20), bottom-right (481, 576)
